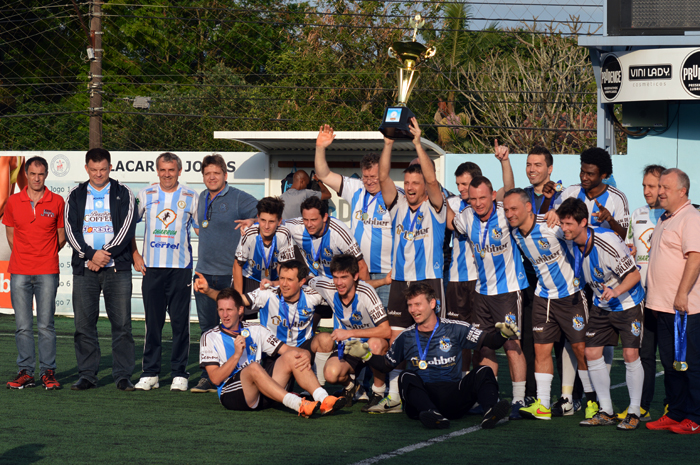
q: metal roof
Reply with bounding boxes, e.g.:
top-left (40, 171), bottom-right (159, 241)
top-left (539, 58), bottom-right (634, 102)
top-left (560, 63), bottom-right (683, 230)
top-left (213, 131), bottom-right (445, 158)
top-left (579, 35), bottom-right (700, 49)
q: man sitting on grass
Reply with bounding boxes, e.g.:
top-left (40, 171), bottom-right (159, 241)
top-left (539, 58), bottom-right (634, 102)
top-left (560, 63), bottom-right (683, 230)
top-left (345, 282), bottom-right (516, 429)
top-left (198, 287), bottom-right (345, 417)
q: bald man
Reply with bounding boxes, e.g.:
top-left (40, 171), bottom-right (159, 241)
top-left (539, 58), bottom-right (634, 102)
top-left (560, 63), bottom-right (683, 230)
top-left (280, 170), bottom-right (331, 220)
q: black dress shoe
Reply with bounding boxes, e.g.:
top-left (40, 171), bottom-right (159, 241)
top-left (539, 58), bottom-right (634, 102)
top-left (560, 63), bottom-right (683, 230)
top-left (117, 379), bottom-right (135, 391)
top-left (71, 378), bottom-right (96, 391)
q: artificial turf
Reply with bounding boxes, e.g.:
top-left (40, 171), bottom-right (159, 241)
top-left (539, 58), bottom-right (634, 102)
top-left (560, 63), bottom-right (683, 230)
top-left (0, 314), bottom-right (695, 465)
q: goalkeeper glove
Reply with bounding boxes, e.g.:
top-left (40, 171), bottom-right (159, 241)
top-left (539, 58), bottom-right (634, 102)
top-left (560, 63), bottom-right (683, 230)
top-left (495, 321), bottom-right (520, 339)
top-left (344, 340), bottom-right (372, 360)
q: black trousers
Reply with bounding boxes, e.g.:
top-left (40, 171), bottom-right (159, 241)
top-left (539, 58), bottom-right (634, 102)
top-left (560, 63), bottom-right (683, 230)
top-left (141, 268), bottom-right (193, 378)
top-left (399, 366), bottom-right (499, 420)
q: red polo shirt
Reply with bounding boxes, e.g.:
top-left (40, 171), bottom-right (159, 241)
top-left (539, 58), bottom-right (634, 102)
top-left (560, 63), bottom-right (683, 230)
top-left (2, 187), bottom-right (65, 275)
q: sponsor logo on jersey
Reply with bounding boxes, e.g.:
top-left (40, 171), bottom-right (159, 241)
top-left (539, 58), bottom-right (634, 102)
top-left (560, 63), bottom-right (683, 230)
top-left (631, 320), bottom-right (641, 337)
top-left (474, 243), bottom-right (508, 257)
top-left (533, 326), bottom-right (544, 332)
top-left (586, 331), bottom-right (596, 337)
top-left (410, 355), bottom-right (457, 367)
top-left (84, 211), bottom-right (112, 222)
top-left (438, 336), bottom-right (451, 352)
top-left (154, 229), bottom-right (176, 236)
top-left (83, 225), bottom-right (114, 234)
top-left (533, 249), bottom-right (561, 266)
top-left (635, 220), bottom-right (647, 224)
top-left (150, 241), bottom-right (180, 249)
top-left (396, 224), bottom-right (404, 235)
top-left (157, 209), bottom-right (177, 227)
top-left (573, 314), bottom-right (585, 331)
top-left (505, 312), bottom-right (516, 325)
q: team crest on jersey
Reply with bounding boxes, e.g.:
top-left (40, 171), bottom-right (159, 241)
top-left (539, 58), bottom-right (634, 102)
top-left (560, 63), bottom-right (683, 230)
top-left (324, 247), bottom-right (332, 257)
top-left (537, 239), bottom-right (550, 250)
top-left (248, 342), bottom-right (258, 354)
top-left (157, 209), bottom-right (177, 227)
top-left (177, 200), bottom-right (186, 209)
top-left (491, 228), bottom-right (503, 240)
top-left (631, 320), bottom-right (641, 337)
top-left (298, 307), bottom-right (312, 318)
top-left (505, 313), bottom-right (516, 325)
top-left (572, 314), bottom-right (585, 331)
top-left (639, 228), bottom-right (654, 252)
top-left (376, 204), bottom-right (387, 214)
top-left (349, 309), bottom-right (363, 325)
top-left (439, 336), bottom-right (451, 352)
top-left (593, 267), bottom-right (605, 279)
top-left (416, 214), bottom-right (424, 228)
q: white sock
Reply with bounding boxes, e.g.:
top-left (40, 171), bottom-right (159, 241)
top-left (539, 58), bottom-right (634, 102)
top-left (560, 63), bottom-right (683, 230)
top-left (562, 340), bottom-right (578, 394)
top-left (625, 358), bottom-right (644, 416)
top-left (372, 383), bottom-right (386, 396)
top-left (578, 369), bottom-right (593, 394)
top-left (512, 381), bottom-right (526, 404)
top-left (283, 392), bottom-right (302, 412)
top-left (312, 387), bottom-right (328, 403)
top-left (314, 351), bottom-right (331, 385)
top-left (587, 357), bottom-right (613, 415)
top-left (535, 373), bottom-right (554, 409)
top-left (388, 369), bottom-right (401, 398)
top-left (603, 346), bottom-right (614, 373)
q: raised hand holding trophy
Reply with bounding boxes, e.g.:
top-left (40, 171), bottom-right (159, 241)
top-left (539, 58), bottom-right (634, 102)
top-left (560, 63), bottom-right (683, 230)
top-left (379, 14), bottom-right (436, 139)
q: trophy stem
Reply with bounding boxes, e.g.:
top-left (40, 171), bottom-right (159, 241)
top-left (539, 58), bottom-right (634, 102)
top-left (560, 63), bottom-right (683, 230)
top-left (396, 67), bottom-right (420, 106)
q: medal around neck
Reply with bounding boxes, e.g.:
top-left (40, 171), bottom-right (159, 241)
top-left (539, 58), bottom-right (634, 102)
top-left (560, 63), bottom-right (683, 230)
top-left (202, 220), bottom-right (209, 228)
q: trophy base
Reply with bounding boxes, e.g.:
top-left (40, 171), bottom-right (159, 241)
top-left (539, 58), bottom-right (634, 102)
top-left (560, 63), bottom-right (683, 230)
top-left (379, 106), bottom-right (416, 140)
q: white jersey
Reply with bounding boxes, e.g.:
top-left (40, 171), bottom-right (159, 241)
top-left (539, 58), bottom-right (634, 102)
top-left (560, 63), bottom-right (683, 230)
top-left (389, 193), bottom-right (447, 282)
top-left (447, 196), bottom-right (477, 282)
top-left (340, 176), bottom-right (393, 274)
top-left (564, 228), bottom-right (645, 311)
top-left (453, 202), bottom-right (528, 295)
top-left (83, 183), bottom-right (115, 268)
top-left (245, 286), bottom-right (324, 348)
top-left (555, 184), bottom-right (629, 231)
top-left (284, 217), bottom-right (363, 278)
top-left (235, 224), bottom-right (294, 282)
top-left (199, 322), bottom-right (282, 395)
top-left (511, 215), bottom-right (582, 299)
top-left (626, 205), bottom-right (664, 287)
top-left (137, 183), bottom-right (199, 269)
top-left (309, 276), bottom-right (388, 334)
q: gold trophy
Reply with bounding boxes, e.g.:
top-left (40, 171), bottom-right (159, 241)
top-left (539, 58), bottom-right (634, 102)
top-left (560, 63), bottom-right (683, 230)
top-left (379, 14), bottom-right (436, 139)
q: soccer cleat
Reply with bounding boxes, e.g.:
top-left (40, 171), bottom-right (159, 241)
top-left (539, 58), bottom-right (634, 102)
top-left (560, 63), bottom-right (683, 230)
top-left (6, 370), bottom-right (36, 390)
top-left (41, 369), bottom-right (61, 390)
top-left (134, 376), bottom-right (160, 391)
top-left (336, 382), bottom-right (360, 405)
top-left (617, 413), bottom-right (640, 430)
top-left (355, 386), bottom-right (370, 402)
top-left (573, 398), bottom-right (583, 413)
top-left (579, 411), bottom-right (617, 426)
top-left (509, 400), bottom-right (526, 420)
top-left (191, 378), bottom-right (217, 393)
top-left (319, 395), bottom-right (347, 415)
top-left (616, 406), bottom-right (650, 422)
top-left (646, 415), bottom-right (681, 431)
top-left (482, 400), bottom-right (511, 429)
top-left (519, 399), bottom-right (552, 420)
top-left (584, 400), bottom-right (599, 419)
top-left (170, 376), bottom-right (188, 391)
top-left (367, 395), bottom-right (402, 414)
top-left (419, 409), bottom-right (450, 429)
top-left (551, 397), bottom-right (574, 417)
top-left (669, 419), bottom-right (700, 435)
top-left (361, 392), bottom-right (384, 413)
top-left (298, 398), bottom-right (320, 418)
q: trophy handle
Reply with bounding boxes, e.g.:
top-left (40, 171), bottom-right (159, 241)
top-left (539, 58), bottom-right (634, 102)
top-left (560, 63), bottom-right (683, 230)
top-left (388, 47), bottom-right (399, 61)
top-left (422, 46), bottom-right (437, 60)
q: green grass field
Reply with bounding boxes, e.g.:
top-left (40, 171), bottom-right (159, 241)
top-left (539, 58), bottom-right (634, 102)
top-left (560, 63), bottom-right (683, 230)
top-left (0, 314), bottom-right (695, 465)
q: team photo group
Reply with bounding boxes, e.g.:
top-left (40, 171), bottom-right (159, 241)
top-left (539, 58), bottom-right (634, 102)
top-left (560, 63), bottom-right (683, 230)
top-left (5, 118), bottom-right (699, 435)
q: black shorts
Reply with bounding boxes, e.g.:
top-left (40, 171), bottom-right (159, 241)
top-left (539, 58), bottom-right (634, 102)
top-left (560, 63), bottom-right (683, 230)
top-left (387, 279), bottom-right (444, 329)
top-left (330, 346), bottom-right (366, 374)
top-left (445, 280), bottom-right (476, 323)
top-left (586, 303), bottom-right (644, 349)
top-left (242, 276), bottom-right (260, 319)
top-left (472, 290), bottom-right (523, 339)
top-left (219, 357), bottom-right (278, 411)
top-left (532, 291), bottom-right (588, 344)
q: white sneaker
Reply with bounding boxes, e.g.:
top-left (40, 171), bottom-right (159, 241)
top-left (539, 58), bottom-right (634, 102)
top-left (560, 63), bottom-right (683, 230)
top-left (134, 376), bottom-right (159, 391)
top-left (170, 376), bottom-right (188, 391)
top-left (354, 386), bottom-right (370, 402)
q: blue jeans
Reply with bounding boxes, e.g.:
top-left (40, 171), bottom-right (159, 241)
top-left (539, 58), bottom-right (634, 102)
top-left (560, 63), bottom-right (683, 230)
top-left (10, 274), bottom-right (59, 376)
top-left (369, 273), bottom-right (390, 310)
top-left (72, 269), bottom-right (135, 385)
top-left (194, 273), bottom-right (231, 379)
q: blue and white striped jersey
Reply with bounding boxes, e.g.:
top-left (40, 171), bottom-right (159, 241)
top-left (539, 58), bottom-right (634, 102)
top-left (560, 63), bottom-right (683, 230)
top-left (453, 202), bottom-right (528, 295)
top-left (389, 194), bottom-right (447, 282)
top-left (511, 215), bottom-right (582, 299)
top-left (626, 205), bottom-right (664, 287)
top-left (447, 196), bottom-right (477, 283)
top-left (199, 322), bottom-right (282, 396)
top-left (137, 183), bottom-right (199, 269)
top-left (245, 286), bottom-right (323, 348)
top-left (308, 276), bottom-right (387, 334)
top-left (555, 184), bottom-right (630, 231)
top-left (235, 224), bottom-right (294, 282)
top-left (385, 318), bottom-right (485, 383)
top-left (284, 217), bottom-right (363, 278)
top-left (339, 176), bottom-right (393, 274)
top-left (564, 228), bottom-right (645, 311)
top-left (83, 183), bottom-right (115, 267)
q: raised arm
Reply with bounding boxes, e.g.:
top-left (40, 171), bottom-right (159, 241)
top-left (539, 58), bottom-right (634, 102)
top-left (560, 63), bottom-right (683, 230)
top-left (409, 118), bottom-right (443, 210)
top-left (314, 125), bottom-right (342, 194)
top-left (378, 136), bottom-right (397, 207)
top-left (494, 139), bottom-right (514, 202)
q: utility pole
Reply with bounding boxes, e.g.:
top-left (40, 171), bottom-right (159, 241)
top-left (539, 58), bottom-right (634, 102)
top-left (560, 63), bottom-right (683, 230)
top-left (89, 1), bottom-right (103, 149)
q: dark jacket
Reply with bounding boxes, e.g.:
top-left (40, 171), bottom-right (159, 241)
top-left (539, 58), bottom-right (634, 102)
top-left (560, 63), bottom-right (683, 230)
top-left (64, 178), bottom-right (137, 275)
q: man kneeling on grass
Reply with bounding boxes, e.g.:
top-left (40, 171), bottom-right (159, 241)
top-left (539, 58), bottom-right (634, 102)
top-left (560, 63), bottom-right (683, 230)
top-left (344, 282), bottom-right (516, 429)
top-left (199, 287), bottom-right (346, 417)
